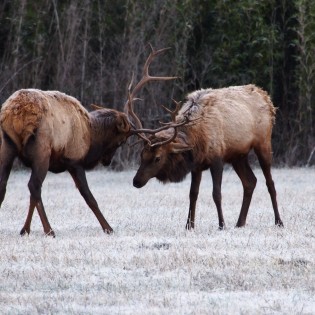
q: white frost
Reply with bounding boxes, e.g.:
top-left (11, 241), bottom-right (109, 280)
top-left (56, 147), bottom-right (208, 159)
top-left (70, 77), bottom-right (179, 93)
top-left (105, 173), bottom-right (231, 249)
top-left (0, 167), bottom-right (314, 314)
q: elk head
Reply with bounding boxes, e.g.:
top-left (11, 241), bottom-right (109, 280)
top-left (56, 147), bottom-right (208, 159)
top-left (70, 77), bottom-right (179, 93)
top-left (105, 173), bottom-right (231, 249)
top-left (123, 44), bottom-right (193, 186)
top-left (88, 104), bottom-right (131, 167)
top-left (132, 102), bottom-right (193, 188)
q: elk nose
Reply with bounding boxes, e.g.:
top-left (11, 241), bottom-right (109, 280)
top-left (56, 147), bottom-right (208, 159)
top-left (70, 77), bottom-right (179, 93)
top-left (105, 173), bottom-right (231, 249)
top-left (133, 178), bottom-right (142, 188)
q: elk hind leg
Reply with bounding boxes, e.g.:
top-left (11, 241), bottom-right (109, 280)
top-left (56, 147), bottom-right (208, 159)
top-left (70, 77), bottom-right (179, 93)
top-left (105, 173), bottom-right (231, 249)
top-left (22, 138), bottom-right (55, 236)
top-left (255, 146), bottom-right (283, 227)
top-left (232, 155), bottom-right (257, 227)
top-left (20, 196), bottom-right (36, 236)
top-left (27, 164), bottom-right (55, 236)
top-left (0, 137), bottom-right (17, 207)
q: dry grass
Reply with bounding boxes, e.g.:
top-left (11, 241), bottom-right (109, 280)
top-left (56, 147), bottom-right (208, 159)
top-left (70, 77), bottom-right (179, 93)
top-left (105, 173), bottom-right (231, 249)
top-left (0, 167), bottom-right (314, 314)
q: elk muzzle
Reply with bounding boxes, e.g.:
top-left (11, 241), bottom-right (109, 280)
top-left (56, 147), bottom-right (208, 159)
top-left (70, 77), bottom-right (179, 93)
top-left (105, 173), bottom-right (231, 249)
top-left (133, 177), bottom-right (145, 188)
top-left (133, 171), bottom-right (150, 188)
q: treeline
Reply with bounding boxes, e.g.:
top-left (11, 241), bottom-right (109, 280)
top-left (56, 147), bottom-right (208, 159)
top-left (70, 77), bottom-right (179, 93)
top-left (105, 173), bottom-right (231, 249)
top-left (0, 0), bottom-right (314, 167)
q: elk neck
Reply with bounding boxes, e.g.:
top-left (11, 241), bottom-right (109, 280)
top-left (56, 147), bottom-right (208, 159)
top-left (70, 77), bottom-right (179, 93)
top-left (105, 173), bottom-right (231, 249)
top-left (157, 124), bottom-right (213, 183)
top-left (154, 130), bottom-right (194, 183)
top-left (83, 110), bottom-right (120, 169)
top-left (159, 150), bottom-right (194, 183)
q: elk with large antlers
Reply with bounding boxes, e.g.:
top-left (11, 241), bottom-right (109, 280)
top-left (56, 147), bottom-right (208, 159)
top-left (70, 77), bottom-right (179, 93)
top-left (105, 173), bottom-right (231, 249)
top-left (0, 45), bottom-right (176, 236)
top-left (132, 85), bottom-right (284, 230)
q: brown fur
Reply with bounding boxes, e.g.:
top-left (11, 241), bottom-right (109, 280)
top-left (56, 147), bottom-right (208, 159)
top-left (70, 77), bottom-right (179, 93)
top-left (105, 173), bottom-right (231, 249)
top-left (133, 85), bottom-right (283, 230)
top-left (0, 89), bottom-right (91, 159)
top-left (174, 84), bottom-right (276, 164)
top-left (0, 89), bottom-right (131, 236)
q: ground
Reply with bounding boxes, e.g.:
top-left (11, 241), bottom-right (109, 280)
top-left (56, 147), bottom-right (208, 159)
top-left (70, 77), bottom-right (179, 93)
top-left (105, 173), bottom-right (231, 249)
top-left (0, 167), bottom-right (314, 314)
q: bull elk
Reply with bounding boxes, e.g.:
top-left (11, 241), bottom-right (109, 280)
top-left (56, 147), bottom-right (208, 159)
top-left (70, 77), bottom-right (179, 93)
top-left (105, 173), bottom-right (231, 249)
top-left (0, 45), bottom-right (176, 236)
top-left (130, 85), bottom-right (284, 230)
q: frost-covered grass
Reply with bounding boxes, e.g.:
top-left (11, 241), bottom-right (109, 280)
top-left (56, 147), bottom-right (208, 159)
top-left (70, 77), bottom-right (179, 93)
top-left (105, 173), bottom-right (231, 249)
top-left (0, 167), bottom-right (314, 314)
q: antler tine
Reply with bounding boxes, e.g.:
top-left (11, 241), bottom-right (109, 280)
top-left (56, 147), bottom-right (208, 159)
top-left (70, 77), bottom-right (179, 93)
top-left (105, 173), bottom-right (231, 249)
top-left (128, 71), bottom-right (135, 91)
top-left (133, 131), bottom-right (152, 145)
top-left (150, 127), bottom-right (179, 148)
top-left (172, 99), bottom-right (182, 118)
top-left (130, 116), bottom-right (189, 148)
top-left (143, 44), bottom-right (172, 77)
top-left (129, 96), bottom-right (188, 146)
top-left (151, 116), bottom-right (189, 147)
top-left (125, 73), bottom-right (143, 130)
top-left (130, 116), bottom-right (188, 135)
top-left (161, 99), bottom-right (182, 123)
top-left (131, 46), bottom-right (178, 100)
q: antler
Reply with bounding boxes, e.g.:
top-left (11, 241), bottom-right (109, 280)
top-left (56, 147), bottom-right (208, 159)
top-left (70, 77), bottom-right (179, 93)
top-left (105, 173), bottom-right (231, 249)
top-left (130, 99), bottom-right (189, 147)
top-left (124, 44), bottom-right (192, 147)
top-left (160, 99), bottom-right (181, 126)
top-left (149, 99), bottom-right (185, 147)
top-left (124, 44), bottom-right (178, 132)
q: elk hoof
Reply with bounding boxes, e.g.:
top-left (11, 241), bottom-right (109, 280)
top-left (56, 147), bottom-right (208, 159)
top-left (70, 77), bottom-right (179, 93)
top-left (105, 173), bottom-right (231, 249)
top-left (218, 224), bottom-right (226, 230)
top-left (275, 220), bottom-right (284, 227)
top-left (20, 227), bottom-right (30, 236)
top-left (185, 226), bottom-right (193, 231)
top-left (185, 220), bottom-right (195, 230)
top-left (104, 228), bottom-right (113, 235)
top-left (235, 220), bottom-right (246, 228)
top-left (45, 229), bottom-right (56, 238)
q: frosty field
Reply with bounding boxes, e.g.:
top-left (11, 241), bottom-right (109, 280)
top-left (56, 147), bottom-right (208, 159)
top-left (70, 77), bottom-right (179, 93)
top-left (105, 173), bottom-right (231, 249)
top-left (0, 167), bottom-right (314, 314)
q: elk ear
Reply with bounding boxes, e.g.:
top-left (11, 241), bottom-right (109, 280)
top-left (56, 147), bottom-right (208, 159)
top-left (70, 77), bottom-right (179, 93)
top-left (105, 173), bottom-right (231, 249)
top-left (169, 142), bottom-right (193, 154)
top-left (116, 115), bottom-right (130, 133)
top-left (90, 104), bottom-right (103, 111)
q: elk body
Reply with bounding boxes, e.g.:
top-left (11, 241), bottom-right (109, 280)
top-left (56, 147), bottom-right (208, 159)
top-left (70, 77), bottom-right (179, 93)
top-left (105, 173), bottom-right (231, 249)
top-left (0, 46), bottom-right (177, 237)
top-left (0, 89), bottom-right (131, 236)
top-left (132, 85), bottom-right (284, 229)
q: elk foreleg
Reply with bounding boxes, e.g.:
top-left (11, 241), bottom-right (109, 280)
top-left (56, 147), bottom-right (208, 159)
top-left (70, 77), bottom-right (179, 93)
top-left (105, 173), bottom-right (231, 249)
top-left (186, 170), bottom-right (202, 230)
top-left (68, 166), bottom-right (113, 234)
top-left (232, 156), bottom-right (257, 227)
top-left (210, 159), bottom-right (225, 229)
top-left (255, 148), bottom-right (283, 227)
top-left (186, 171), bottom-right (202, 230)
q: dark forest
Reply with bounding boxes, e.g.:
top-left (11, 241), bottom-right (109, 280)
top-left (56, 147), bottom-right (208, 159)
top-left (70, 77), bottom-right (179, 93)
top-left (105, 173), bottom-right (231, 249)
top-left (0, 0), bottom-right (314, 167)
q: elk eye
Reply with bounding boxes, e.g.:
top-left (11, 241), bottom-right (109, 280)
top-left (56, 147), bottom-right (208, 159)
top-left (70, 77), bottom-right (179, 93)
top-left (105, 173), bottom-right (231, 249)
top-left (154, 156), bottom-right (161, 163)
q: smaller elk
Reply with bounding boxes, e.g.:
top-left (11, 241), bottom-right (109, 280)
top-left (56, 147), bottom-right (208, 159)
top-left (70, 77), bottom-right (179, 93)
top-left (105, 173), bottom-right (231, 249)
top-left (129, 85), bottom-right (284, 230)
top-left (0, 46), bottom-right (176, 236)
